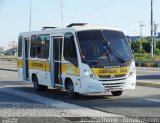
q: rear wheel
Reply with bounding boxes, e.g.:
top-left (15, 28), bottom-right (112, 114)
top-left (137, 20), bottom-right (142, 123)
top-left (33, 76), bottom-right (48, 91)
top-left (66, 80), bottom-right (79, 98)
top-left (111, 90), bottom-right (123, 96)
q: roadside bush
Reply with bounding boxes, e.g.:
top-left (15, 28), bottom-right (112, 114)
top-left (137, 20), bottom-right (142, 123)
top-left (131, 41), bottom-right (140, 53)
top-left (142, 40), bottom-right (150, 53)
top-left (154, 48), bottom-right (160, 55)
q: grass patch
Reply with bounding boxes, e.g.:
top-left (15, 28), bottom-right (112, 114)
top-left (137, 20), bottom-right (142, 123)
top-left (134, 53), bottom-right (160, 67)
top-left (134, 53), bottom-right (160, 61)
top-left (0, 55), bottom-right (17, 62)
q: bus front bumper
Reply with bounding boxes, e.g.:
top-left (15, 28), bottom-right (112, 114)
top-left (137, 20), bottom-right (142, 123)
top-left (79, 75), bottom-right (136, 94)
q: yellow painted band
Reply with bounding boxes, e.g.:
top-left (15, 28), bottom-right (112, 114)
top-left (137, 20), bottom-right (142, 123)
top-left (28, 60), bottom-right (50, 71)
top-left (92, 66), bottom-right (130, 76)
top-left (17, 59), bottom-right (23, 68)
top-left (61, 64), bottom-right (80, 75)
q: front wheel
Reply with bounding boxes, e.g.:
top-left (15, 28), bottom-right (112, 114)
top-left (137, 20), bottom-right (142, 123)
top-left (111, 90), bottom-right (123, 96)
top-left (66, 80), bottom-right (79, 99)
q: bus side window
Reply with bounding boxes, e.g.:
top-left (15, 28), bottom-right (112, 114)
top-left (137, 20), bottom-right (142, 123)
top-left (18, 36), bottom-right (22, 57)
top-left (64, 33), bottom-right (78, 66)
top-left (37, 35), bottom-right (50, 59)
top-left (30, 35), bottom-right (37, 58)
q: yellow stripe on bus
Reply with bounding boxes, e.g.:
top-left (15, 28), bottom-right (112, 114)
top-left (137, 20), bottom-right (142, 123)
top-left (92, 66), bottom-right (130, 76)
top-left (28, 60), bottom-right (50, 71)
top-left (17, 59), bottom-right (23, 68)
top-left (62, 64), bottom-right (80, 75)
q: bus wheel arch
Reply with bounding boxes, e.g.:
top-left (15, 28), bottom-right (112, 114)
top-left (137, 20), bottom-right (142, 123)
top-left (32, 73), bottom-right (37, 83)
top-left (32, 73), bottom-right (48, 91)
top-left (64, 78), bottom-right (79, 98)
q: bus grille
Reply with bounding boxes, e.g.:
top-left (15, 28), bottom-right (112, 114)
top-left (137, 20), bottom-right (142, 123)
top-left (98, 74), bottom-right (126, 79)
top-left (102, 82), bottom-right (125, 88)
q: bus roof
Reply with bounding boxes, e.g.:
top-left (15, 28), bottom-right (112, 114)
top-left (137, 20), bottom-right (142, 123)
top-left (19, 25), bottom-right (122, 36)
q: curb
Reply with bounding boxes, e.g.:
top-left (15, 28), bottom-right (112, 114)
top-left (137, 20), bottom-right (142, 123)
top-left (136, 81), bottom-right (160, 88)
top-left (0, 68), bottom-right (17, 72)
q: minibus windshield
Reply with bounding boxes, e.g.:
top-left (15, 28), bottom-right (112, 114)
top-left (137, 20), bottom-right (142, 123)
top-left (77, 30), bottom-right (133, 64)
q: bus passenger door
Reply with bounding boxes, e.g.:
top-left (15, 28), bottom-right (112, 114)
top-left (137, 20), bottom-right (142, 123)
top-left (23, 37), bottom-right (30, 80)
top-left (52, 37), bottom-right (63, 85)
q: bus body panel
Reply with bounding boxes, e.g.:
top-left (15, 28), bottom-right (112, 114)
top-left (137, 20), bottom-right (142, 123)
top-left (29, 69), bottom-right (52, 86)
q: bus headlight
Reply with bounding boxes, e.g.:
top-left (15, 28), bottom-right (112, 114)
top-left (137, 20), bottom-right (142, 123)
top-left (83, 69), bottom-right (97, 80)
top-left (128, 67), bottom-right (136, 77)
top-left (84, 70), bottom-right (90, 76)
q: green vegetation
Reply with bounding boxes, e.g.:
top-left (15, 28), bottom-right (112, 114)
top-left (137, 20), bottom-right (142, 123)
top-left (131, 39), bottom-right (160, 67)
top-left (0, 55), bottom-right (16, 58)
top-left (0, 55), bottom-right (17, 62)
top-left (131, 39), bottom-right (160, 61)
top-left (134, 53), bottom-right (160, 60)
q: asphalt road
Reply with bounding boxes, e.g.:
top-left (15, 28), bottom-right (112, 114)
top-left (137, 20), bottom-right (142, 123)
top-left (0, 70), bottom-right (160, 120)
top-left (136, 67), bottom-right (160, 82)
top-left (0, 61), bottom-right (17, 70)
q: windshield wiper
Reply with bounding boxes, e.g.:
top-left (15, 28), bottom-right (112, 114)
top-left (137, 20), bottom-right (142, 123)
top-left (101, 30), bottom-right (125, 63)
top-left (107, 44), bottom-right (126, 63)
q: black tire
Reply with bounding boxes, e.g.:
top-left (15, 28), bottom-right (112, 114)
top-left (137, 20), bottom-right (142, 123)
top-left (111, 90), bottom-right (123, 96)
top-left (66, 80), bottom-right (79, 99)
top-left (33, 76), bottom-right (48, 91)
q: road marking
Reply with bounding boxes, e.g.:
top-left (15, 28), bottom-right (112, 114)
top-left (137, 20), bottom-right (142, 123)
top-left (0, 75), bottom-right (18, 80)
top-left (0, 74), bottom-right (19, 79)
top-left (0, 87), bottom-right (124, 117)
top-left (0, 75), bottom-right (9, 78)
top-left (146, 99), bottom-right (160, 103)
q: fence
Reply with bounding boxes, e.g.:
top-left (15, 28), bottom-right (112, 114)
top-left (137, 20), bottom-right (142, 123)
top-left (0, 58), bottom-right (17, 61)
top-left (136, 60), bottom-right (160, 67)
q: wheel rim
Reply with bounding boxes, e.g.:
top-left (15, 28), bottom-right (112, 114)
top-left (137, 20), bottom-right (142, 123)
top-left (33, 78), bottom-right (38, 89)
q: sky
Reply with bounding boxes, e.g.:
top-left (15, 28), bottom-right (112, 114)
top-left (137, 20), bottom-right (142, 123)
top-left (0, 0), bottom-right (160, 49)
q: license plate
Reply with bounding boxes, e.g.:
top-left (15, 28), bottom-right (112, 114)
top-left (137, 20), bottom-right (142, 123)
top-left (109, 88), bottom-right (117, 92)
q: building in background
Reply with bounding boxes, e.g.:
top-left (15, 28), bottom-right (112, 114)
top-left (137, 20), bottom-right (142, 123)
top-left (129, 36), bottom-right (140, 42)
top-left (157, 32), bottom-right (160, 40)
top-left (8, 41), bottom-right (17, 49)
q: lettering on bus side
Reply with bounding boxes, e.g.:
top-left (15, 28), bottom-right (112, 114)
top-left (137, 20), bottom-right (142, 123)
top-left (31, 62), bottom-right (44, 68)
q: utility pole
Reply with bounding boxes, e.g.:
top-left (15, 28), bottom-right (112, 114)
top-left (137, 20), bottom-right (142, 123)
top-left (29, 0), bottom-right (32, 31)
top-left (151, 0), bottom-right (154, 58)
top-left (60, 0), bottom-right (64, 27)
top-left (139, 21), bottom-right (146, 52)
top-left (153, 22), bottom-right (158, 50)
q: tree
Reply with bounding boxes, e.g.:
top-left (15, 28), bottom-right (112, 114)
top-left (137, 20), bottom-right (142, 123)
top-left (142, 40), bottom-right (150, 53)
top-left (131, 41), bottom-right (141, 53)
